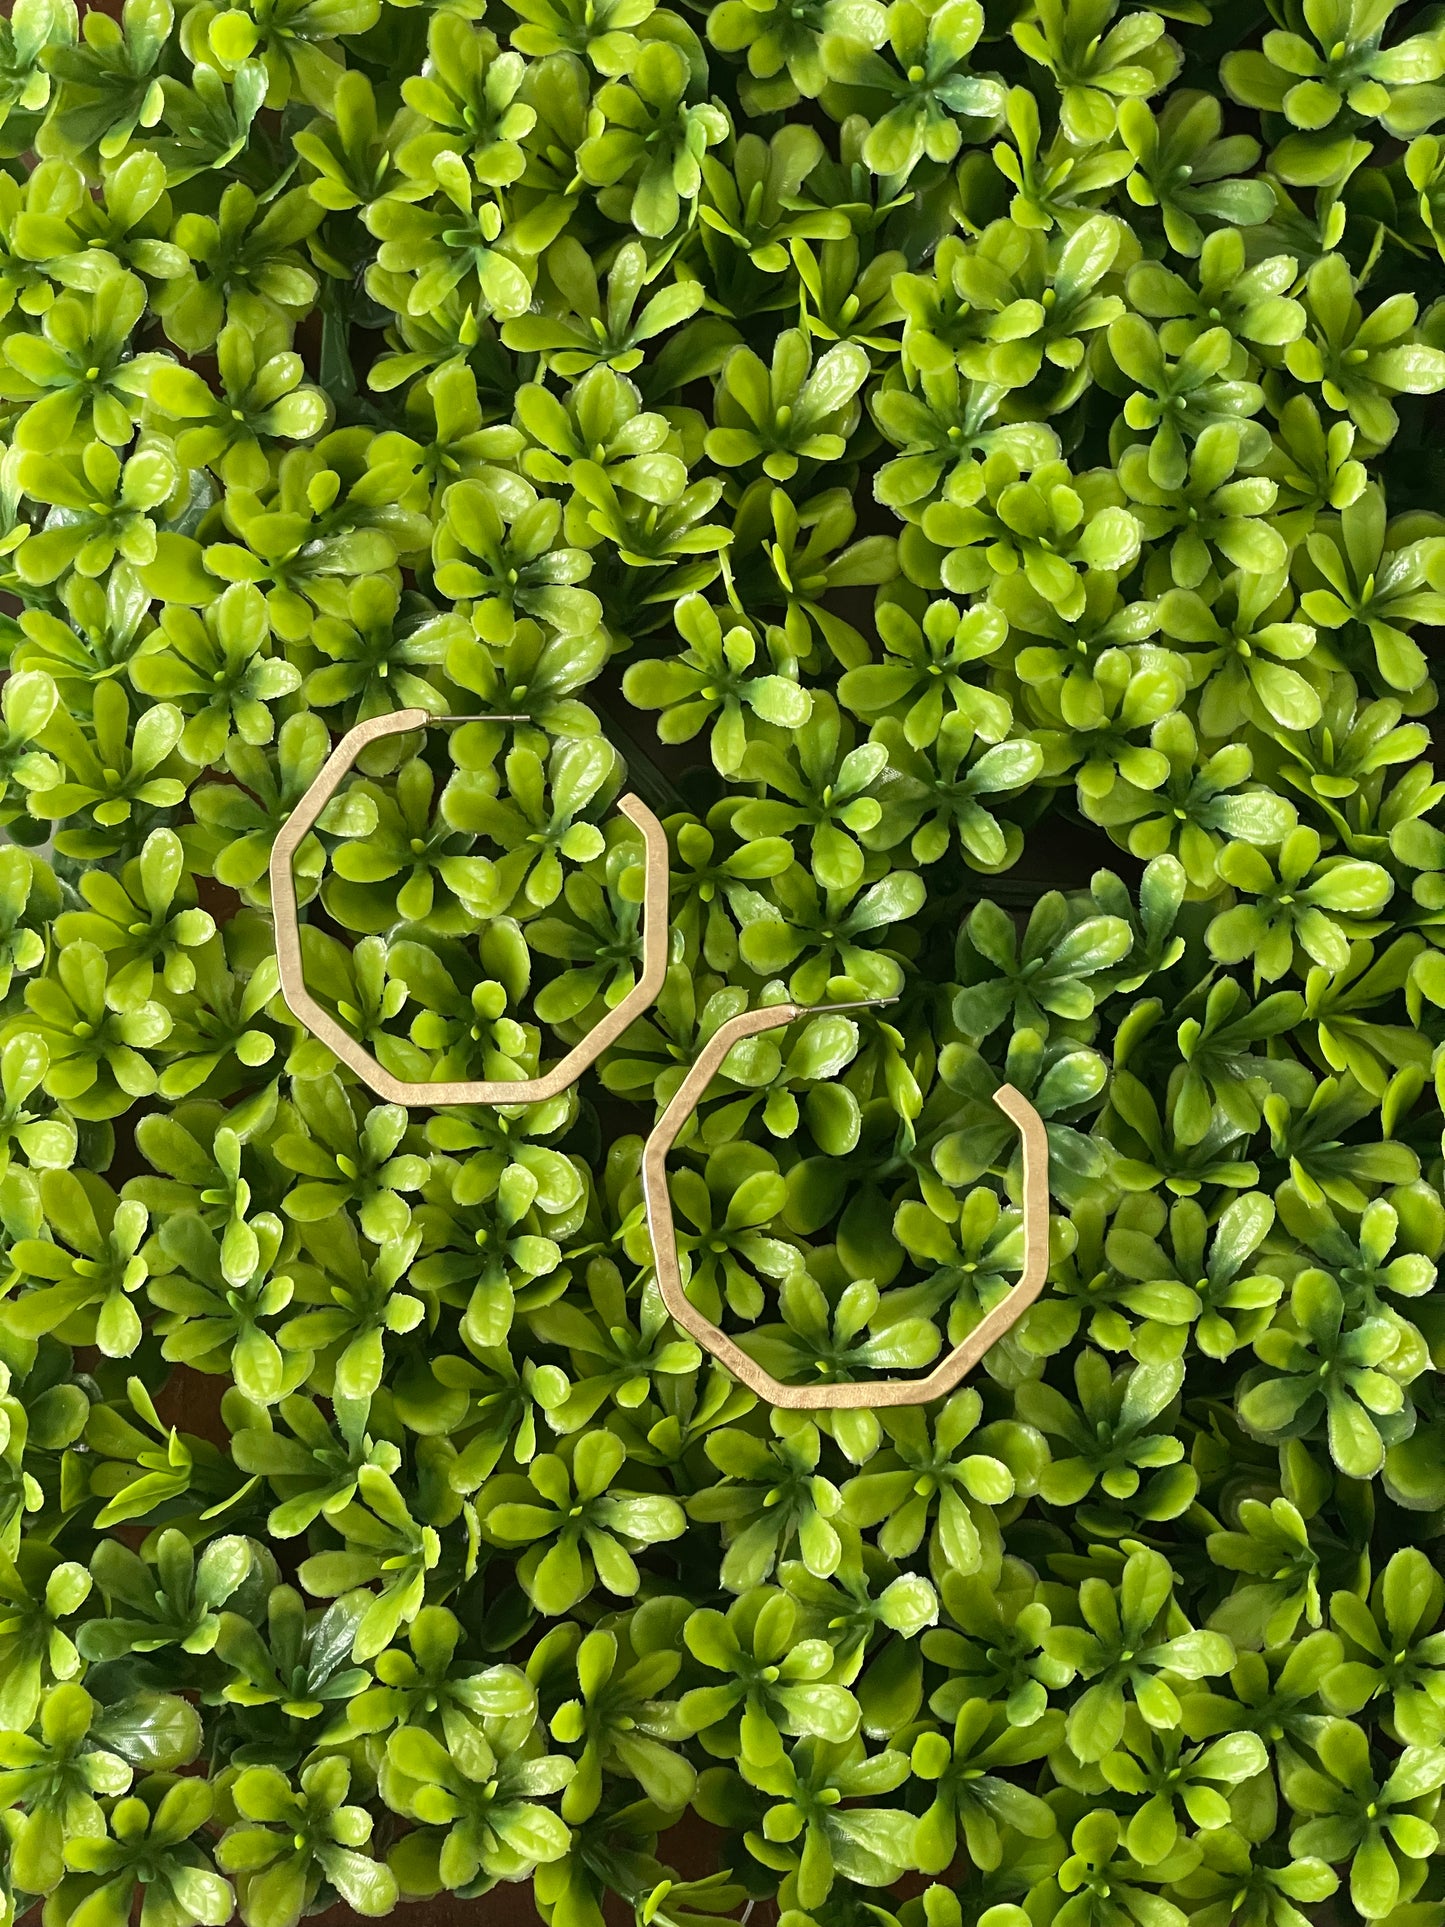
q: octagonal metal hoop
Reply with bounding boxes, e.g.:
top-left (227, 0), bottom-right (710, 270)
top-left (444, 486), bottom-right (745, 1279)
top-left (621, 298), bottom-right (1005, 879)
top-left (269, 707), bottom-right (670, 1107)
top-left (641, 1001), bottom-right (1050, 1409)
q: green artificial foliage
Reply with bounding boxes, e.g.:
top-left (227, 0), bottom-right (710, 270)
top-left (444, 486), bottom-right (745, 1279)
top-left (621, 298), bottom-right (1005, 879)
top-left (2, 0), bottom-right (1445, 1924)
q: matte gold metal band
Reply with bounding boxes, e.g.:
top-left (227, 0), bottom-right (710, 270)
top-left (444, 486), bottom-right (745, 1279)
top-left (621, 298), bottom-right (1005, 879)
top-left (641, 1000), bottom-right (1050, 1409)
top-left (268, 707), bottom-right (670, 1106)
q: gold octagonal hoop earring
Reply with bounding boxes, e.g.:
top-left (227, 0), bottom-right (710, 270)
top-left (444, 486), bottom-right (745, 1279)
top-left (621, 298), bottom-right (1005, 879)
top-left (269, 706), bottom-right (670, 1107)
top-left (641, 1000), bottom-right (1050, 1409)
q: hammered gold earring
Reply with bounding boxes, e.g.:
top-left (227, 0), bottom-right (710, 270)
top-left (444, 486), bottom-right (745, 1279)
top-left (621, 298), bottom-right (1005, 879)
top-left (269, 707), bottom-right (669, 1106)
top-left (639, 999), bottom-right (1050, 1410)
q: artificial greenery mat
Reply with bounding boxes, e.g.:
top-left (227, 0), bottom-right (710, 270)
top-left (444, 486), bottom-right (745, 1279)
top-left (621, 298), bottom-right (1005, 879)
top-left (5, 0), bottom-right (1445, 1925)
